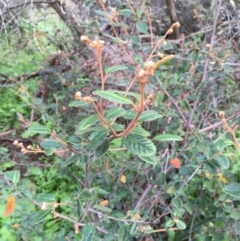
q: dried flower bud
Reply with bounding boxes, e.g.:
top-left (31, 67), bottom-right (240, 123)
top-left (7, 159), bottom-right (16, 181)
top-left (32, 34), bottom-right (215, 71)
top-left (162, 40), bottom-right (167, 46)
top-left (219, 111), bottom-right (225, 119)
top-left (167, 28), bottom-right (173, 35)
top-left (80, 36), bottom-right (90, 42)
top-left (75, 91), bottom-right (82, 100)
top-left (144, 61), bottom-right (155, 69)
top-left (13, 140), bottom-right (18, 145)
top-left (137, 69), bottom-right (145, 79)
top-left (27, 145), bottom-right (32, 149)
top-left (41, 202), bottom-right (48, 210)
top-left (172, 22), bottom-right (180, 28)
top-left (18, 142), bottom-right (24, 148)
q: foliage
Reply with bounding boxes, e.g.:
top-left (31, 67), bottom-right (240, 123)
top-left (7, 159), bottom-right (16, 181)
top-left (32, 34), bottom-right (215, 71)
top-left (1, 1), bottom-right (240, 241)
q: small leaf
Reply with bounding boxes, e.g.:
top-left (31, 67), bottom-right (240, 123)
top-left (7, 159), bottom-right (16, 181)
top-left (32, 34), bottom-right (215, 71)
top-left (122, 110), bottom-right (136, 120)
top-left (153, 134), bottom-right (183, 142)
top-left (78, 114), bottom-right (99, 130)
top-left (106, 107), bottom-right (126, 119)
top-left (4, 171), bottom-right (20, 184)
top-left (124, 134), bottom-right (156, 156)
top-left (40, 139), bottom-right (64, 149)
top-left (110, 90), bottom-right (140, 101)
top-left (33, 209), bottom-right (52, 224)
top-left (192, 49), bottom-right (199, 64)
top-left (83, 225), bottom-right (96, 241)
top-left (170, 158), bottom-right (181, 169)
top-left (215, 155), bottom-right (229, 169)
top-left (136, 21), bottom-right (148, 33)
top-left (225, 184), bottom-right (240, 197)
top-left (69, 100), bottom-right (90, 107)
top-left (130, 127), bottom-right (150, 137)
top-left (4, 196), bottom-right (15, 217)
top-left (105, 65), bottom-right (128, 74)
top-left (95, 140), bottom-right (110, 158)
top-left (166, 219), bottom-right (175, 228)
top-left (93, 204), bottom-right (112, 213)
top-left (81, 190), bottom-right (94, 200)
top-left (119, 9), bottom-right (132, 17)
top-left (93, 90), bottom-right (133, 104)
top-left (27, 126), bottom-right (51, 134)
top-left (118, 225), bottom-right (128, 241)
top-left (138, 110), bottom-right (162, 122)
top-left (61, 154), bottom-right (79, 168)
top-left (91, 129), bottom-right (109, 149)
top-left (68, 135), bottom-right (82, 145)
top-left (36, 193), bottom-right (55, 202)
top-left (138, 155), bottom-right (158, 165)
top-left (176, 219), bottom-right (186, 230)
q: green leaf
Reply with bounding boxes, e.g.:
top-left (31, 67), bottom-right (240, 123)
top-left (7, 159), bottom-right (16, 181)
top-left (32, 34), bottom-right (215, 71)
top-left (225, 184), bottom-right (240, 197)
top-left (69, 100), bottom-right (90, 107)
top-left (111, 90), bottom-right (140, 101)
top-left (124, 134), bottom-right (156, 156)
top-left (105, 65), bottom-right (128, 74)
top-left (40, 139), bottom-right (64, 149)
top-left (136, 21), bottom-right (148, 33)
top-left (12, 170), bottom-right (20, 185)
top-left (153, 134), bottom-right (183, 142)
top-left (122, 110), bottom-right (136, 120)
top-left (93, 204), bottom-right (112, 213)
top-left (93, 90), bottom-right (133, 104)
top-left (138, 155), bottom-right (158, 165)
top-left (215, 155), bottom-right (229, 169)
top-left (36, 193), bottom-right (55, 202)
top-left (81, 190), bottom-right (94, 200)
top-left (61, 154), bottom-right (79, 168)
top-left (118, 225), bottom-right (128, 241)
top-left (77, 155), bottom-right (89, 165)
top-left (91, 129), bottom-right (109, 149)
top-left (27, 126), bottom-right (51, 134)
top-left (33, 209), bottom-right (52, 224)
top-left (192, 49), bottom-right (199, 64)
top-left (83, 225), bottom-right (96, 241)
top-left (95, 140), bottom-right (110, 158)
top-left (78, 114), bottom-right (99, 130)
top-left (68, 135), bottom-right (82, 145)
top-left (176, 219), bottom-right (186, 230)
top-left (166, 219), bottom-right (175, 228)
top-left (44, 148), bottom-right (55, 156)
top-left (130, 127), bottom-right (150, 137)
top-left (138, 110), bottom-right (162, 122)
top-left (112, 123), bottom-right (125, 132)
top-left (106, 107), bottom-right (126, 119)
top-left (4, 170), bottom-right (20, 184)
top-left (119, 9), bottom-right (132, 17)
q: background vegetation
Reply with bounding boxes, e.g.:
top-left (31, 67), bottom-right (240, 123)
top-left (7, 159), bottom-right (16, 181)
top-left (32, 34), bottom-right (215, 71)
top-left (1, 0), bottom-right (240, 240)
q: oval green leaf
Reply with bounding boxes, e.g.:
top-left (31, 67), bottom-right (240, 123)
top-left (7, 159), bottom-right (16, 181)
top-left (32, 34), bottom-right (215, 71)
top-left (124, 134), bottom-right (156, 156)
top-left (138, 155), bottom-right (158, 165)
top-left (153, 134), bottom-right (183, 142)
top-left (138, 110), bottom-right (162, 122)
top-left (78, 114), bottom-right (99, 130)
top-left (93, 90), bottom-right (133, 104)
top-left (95, 140), bottom-right (110, 158)
top-left (27, 126), bottom-right (51, 134)
top-left (105, 65), bottom-right (128, 74)
top-left (33, 209), bottom-right (52, 224)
